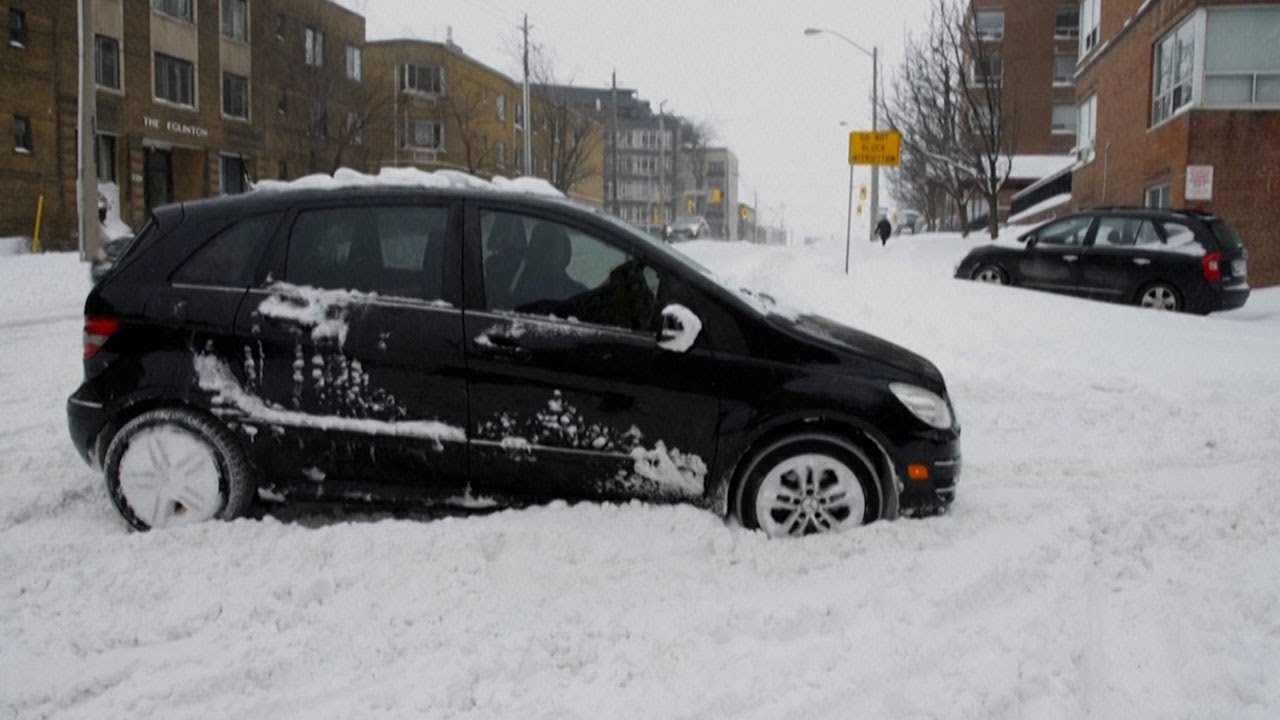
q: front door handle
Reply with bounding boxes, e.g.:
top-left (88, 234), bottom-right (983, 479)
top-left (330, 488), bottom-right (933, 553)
top-left (474, 332), bottom-right (532, 361)
top-left (1133, 258), bottom-right (1151, 266)
top-left (1063, 254), bottom-right (1079, 262)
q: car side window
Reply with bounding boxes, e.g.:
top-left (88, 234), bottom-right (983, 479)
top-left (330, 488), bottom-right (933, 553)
top-left (172, 213), bottom-right (281, 287)
top-left (481, 209), bottom-right (673, 332)
top-left (286, 206), bottom-right (448, 300)
top-left (1034, 216), bottom-right (1092, 247)
top-left (1158, 221), bottom-right (1198, 250)
top-left (1134, 220), bottom-right (1162, 246)
top-left (1093, 217), bottom-right (1141, 247)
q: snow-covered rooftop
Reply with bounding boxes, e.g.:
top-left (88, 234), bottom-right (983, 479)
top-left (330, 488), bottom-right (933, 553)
top-left (252, 166), bottom-right (566, 199)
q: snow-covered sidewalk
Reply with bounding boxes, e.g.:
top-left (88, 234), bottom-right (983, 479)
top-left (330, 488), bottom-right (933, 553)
top-left (2, 237), bottom-right (1278, 719)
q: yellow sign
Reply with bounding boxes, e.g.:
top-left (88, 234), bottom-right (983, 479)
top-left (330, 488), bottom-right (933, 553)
top-left (848, 131), bottom-right (902, 166)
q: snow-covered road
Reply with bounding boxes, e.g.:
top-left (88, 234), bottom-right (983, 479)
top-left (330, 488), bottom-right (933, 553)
top-left (2, 236), bottom-right (1278, 719)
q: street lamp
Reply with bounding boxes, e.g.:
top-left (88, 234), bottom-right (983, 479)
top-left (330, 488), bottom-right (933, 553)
top-left (805, 27), bottom-right (878, 274)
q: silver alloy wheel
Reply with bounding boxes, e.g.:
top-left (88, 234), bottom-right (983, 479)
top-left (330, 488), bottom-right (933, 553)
top-left (974, 266), bottom-right (1006, 284)
top-left (1140, 284), bottom-right (1179, 310)
top-left (754, 453), bottom-right (867, 538)
top-left (116, 427), bottom-right (224, 529)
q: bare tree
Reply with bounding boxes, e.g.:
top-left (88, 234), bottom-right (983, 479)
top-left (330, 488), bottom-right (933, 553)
top-left (525, 47), bottom-right (605, 196)
top-left (438, 53), bottom-right (500, 175)
top-left (680, 119), bottom-right (716, 215)
top-left (273, 55), bottom-right (393, 176)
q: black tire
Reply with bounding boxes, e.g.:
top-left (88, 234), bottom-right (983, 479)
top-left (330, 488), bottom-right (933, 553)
top-left (734, 432), bottom-right (883, 538)
top-left (1135, 282), bottom-right (1182, 312)
top-left (104, 408), bottom-right (256, 531)
top-left (971, 264), bottom-right (1009, 285)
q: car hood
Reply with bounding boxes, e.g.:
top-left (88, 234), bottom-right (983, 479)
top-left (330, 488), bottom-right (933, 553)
top-left (783, 313), bottom-right (945, 389)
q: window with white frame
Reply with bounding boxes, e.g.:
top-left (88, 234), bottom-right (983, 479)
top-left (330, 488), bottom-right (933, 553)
top-left (95, 134), bottom-right (117, 183)
top-left (405, 120), bottom-right (443, 149)
top-left (1152, 17), bottom-right (1195, 124)
top-left (1054, 53), bottom-right (1075, 84)
top-left (221, 0), bottom-right (246, 42)
top-left (515, 102), bottom-right (524, 127)
top-left (1080, 0), bottom-right (1099, 54)
top-left (10, 8), bottom-right (27, 47)
top-left (1051, 104), bottom-right (1077, 135)
top-left (1203, 7), bottom-right (1280, 107)
top-left (1145, 183), bottom-right (1171, 208)
top-left (308, 99), bottom-right (326, 137)
top-left (222, 72), bottom-right (248, 119)
top-left (1076, 93), bottom-right (1097, 154)
top-left (95, 35), bottom-right (120, 89)
top-left (970, 53), bottom-right (1003, 84)
top-left (496, 141), bottom-right (506, 167)
top-left (153, 0), bottom-right (193, 22)
top-left (975, 10), bottom-right (1004, 40)
top-left (1056, 6), bottom-right (1080, 37)
top-left (346, 45), bottom-right (362, 81)
top-left (154, 53), bottom-right (195, 106)
top-left (401, 64), bottom-right (444, 94)
top-left (497, 94), bottom-right (506, 120)
top-left (220, 155), bottom-right (247, 195)
top-left (305, 27), bottom-right (324, 67)
top-left (14, 115), bottom-right (32, 153)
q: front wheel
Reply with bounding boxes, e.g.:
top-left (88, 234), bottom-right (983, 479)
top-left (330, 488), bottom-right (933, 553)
top-left (104, 408), bottom-right (256, 531)
top-left (1136, 282), bottom-right (1181, 311)
top-left (972, 265), bottom-right (1009, 284)
top-left (735, 433), bottom-right (881, 538)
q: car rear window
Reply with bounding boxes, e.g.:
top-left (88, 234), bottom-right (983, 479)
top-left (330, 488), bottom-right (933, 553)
top-left (1206, 220), bottom-right (1244, 250)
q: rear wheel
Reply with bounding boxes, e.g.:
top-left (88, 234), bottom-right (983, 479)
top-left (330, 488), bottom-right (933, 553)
top-left (104, 408), bottom-right (256, 531)
top-left (972, 265), bottom-right (1009, 284)
top-left (1137, 282), bottom-right (1181, 311)
top-left (735, 433), bottom-right (881, 538)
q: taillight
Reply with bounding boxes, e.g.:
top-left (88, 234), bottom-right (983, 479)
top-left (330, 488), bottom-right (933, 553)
top-left (84, 316), bottom-right (119, 359)
top-left (1202, 251), bottom-right (1222, 283)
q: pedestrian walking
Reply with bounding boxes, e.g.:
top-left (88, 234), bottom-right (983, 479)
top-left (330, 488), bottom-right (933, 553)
top-left (876, 217), bottom-right (892, 246)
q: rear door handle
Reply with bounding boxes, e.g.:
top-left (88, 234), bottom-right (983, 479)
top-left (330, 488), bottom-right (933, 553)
top-left (474, 333), bottom-right (532, 361)
top-left (1133, 258), bottom-right (1151, 266)
top-left (1063, 254), bottom-right (1079, 262)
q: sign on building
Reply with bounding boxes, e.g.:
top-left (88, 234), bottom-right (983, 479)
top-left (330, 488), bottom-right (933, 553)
top-left (848, 131), bottom-right (901, 166)
top-left (1185, 165), bottom-right (1214, 201)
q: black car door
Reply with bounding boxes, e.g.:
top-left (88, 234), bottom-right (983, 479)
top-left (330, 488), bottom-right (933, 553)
top-left (1079, 216), bottom-right (1161, 301)
top-left (1018, 215), bottom-right (1094, 296)
top-left (231, 200), bottom-right (469, 497)
top-left (462, 202), bottom-right (722, 503)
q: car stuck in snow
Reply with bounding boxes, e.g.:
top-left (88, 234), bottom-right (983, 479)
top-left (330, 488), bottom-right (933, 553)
top-left (67, 168), bottom-right (960, 537)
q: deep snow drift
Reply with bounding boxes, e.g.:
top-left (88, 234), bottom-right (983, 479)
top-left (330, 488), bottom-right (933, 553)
top-left (2, 232), bottom-right (1278, 719)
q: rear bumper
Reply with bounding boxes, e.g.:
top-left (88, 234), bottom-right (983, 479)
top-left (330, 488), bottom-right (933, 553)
top-left (67, 385), bottom-right (109, 468)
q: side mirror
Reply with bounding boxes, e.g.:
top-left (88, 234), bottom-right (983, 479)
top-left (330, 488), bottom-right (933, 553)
top-left (657, 303), bottom-right (703, 353)
top-left (1021, 234), bottom-right (1037, 247)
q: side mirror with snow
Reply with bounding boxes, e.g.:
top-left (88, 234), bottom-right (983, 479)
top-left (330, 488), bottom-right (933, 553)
top-left (1021, 233), bottom-right (1036, 247)
top-left (657, 304), bottom-right (702, 353)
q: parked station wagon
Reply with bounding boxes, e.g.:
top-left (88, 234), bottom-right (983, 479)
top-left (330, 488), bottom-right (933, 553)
top-left (68, 171), bottom-right (961, 538)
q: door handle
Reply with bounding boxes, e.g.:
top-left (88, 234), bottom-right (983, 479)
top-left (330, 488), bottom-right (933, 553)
top-left (474, 332), bottom-right (532, 361)
top-left (1063, 255), bottom-right (1079, 262)
top-left (1133, 258), bottom-right (1151, 266)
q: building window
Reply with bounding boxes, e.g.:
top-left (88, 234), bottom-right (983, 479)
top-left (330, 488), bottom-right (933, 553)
top-left (14, 115), bottom-right (32, 153)
top-left (1051, 104), bottom-right (1077, 135)
top-left (1080, 0), bottom-right (1099, 54)
top-left (277, 87), bottom-right (287, 114)
top-left (222, 72), bottom-right (248, 119)
top-left (497, 94), bottom-right (506, 120)
top-left (974, 10), bottom-right (1004, 41)
top-left (221, 0), bottom-right (247, 42)
top-left (1054, 54), bottom-right (1074, 84)
top-left (277, 160), bottom-right (288, 179)
top-left (1152, 18), bottom-right (1195, 124)
top-left (1204, 7), bottom-right (1280, 107)
top-left (154, 53), bottom-right (195, 107)
top-left (152, 0), bottom-right (193, 22)
top-left (496, 141), bottom-right (506, 167)
top-left (1076, 94), bottom-right (1097, 154)
top-left (401, 64), bottom-right (444, 94)
top-left (220, 155), bottom-right (247, 195)
top-left (9, 8), bottom-right (26, 47)
top-left (275, 13), bottom-right (284, 39)
top-left (308, 99), bottom-right (326, 137)
top-left (515, 102), bottom-right (525, 128)
top-left (305, 27), bottom-right (324, 67)
top-left (346, 45), bottom-right (362, 81)
top-left (1056, 6), bottom-right (1080, 37)
top-left (95, 134), bottom-right (117, 183)
top-left (404, 120), bottom-right (443, 149)
top-left (1145, 183), bottom-right (1171, 208)
top-left (970, 54), bottom-right (1002, 85)
top-left (347, 111), bottom-right (362, 145)
top-left (95, 35), bottom-right (120, 89)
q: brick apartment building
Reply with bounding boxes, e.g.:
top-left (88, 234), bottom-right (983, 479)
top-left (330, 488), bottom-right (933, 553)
top-left (1, 0), bottom-right (368, 249)
top-left (1071, 0), bottom-right (1280, 286)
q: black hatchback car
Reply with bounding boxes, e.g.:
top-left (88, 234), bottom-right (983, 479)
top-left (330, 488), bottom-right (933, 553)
top-left (68, 177), bottom-right (960, 537)
top-left (955, 208), bottom-right (1250, 313)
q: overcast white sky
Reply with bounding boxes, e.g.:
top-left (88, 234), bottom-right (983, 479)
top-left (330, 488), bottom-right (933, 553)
top-left (339, 0), bottom-right (933, 242)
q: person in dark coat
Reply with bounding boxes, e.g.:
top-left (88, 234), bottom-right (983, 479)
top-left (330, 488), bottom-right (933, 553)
top-left (876, 217), bottom-right (892, 245)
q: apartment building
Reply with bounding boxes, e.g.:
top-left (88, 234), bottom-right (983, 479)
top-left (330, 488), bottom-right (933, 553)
top-left (1071, 0), bottom-right (1280, 286)
top-left (703, 147), bottom-right (739, 240)
top-left (0, 0), bottom-right (367, 247)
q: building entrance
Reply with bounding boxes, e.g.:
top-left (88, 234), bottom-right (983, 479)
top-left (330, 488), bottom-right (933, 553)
top-left (144, 147), bottom-right (172, 214)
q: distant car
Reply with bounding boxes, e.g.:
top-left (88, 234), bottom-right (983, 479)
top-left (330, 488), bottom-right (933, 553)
top-left (664, 215), bottom-right (711, 241)
top-left (67, 177), bottom-right (960, 536)
top-left (954, 208), bottom-right (1250, 314)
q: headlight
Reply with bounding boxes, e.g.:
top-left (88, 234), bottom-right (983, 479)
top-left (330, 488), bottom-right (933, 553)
top-left (889, 383), bottom-right (953, 430)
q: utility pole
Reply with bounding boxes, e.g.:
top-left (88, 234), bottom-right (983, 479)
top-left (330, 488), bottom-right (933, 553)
top-left (869, 46), bottom-right (879, 243)
top-left (610, 70), bottom-right (619, 216)
top-left (77, 0), bottom-right (99, 261)
top-left (521, 14), bottom-right (533, 177)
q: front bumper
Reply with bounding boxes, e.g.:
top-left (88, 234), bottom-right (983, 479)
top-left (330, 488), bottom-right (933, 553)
top-left (894, 434), bottom-right (961, 514)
